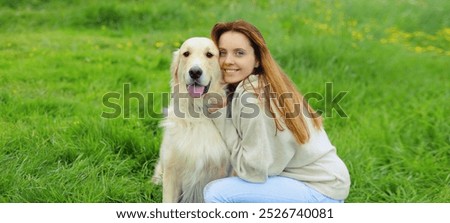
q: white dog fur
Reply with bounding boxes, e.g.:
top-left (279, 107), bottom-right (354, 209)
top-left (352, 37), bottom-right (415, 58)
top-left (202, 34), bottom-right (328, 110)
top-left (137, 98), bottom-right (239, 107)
top-left (152, 37), bottom-right (230, 203)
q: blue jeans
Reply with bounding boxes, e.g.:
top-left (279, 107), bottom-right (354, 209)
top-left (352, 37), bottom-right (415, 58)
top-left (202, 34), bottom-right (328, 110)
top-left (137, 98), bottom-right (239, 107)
top-left (204, 176), bottom-right (343, 203)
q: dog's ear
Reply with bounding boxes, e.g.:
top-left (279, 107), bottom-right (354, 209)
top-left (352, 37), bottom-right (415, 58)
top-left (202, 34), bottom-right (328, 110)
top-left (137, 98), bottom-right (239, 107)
top-left (170, 49), bottom-right (180, 87)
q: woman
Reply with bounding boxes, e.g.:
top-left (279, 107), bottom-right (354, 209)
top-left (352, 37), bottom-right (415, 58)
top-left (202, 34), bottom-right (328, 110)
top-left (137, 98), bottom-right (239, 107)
top-left (204, 20), bottom-right (350, 203)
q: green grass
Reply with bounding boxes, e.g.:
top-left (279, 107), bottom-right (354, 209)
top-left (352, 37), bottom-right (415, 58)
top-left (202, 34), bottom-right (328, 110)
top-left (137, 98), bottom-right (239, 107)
top-left (0, 0), bottom-right (449, 202)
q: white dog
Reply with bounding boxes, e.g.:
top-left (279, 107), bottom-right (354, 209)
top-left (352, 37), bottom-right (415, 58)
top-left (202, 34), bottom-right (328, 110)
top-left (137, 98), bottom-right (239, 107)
top-left (152, 37), bottom-right (230, 203)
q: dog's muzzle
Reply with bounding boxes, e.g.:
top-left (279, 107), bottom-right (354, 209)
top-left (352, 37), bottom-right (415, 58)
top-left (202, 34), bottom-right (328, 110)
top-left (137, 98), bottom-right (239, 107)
top-left (186, 66), bottom-right (211, 98)
top-left (187, 81), bottom-right (210, 98)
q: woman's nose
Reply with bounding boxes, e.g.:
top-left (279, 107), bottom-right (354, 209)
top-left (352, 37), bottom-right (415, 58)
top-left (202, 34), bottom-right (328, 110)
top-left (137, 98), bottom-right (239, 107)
top-left (223, 54), bottom-right (234, 65)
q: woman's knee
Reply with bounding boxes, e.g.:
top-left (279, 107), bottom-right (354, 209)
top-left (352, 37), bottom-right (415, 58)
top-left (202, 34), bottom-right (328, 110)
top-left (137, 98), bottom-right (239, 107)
top-left (204, 178), bottom-right (223, 203)
top-left (203, 177), bottom-right (238, 203)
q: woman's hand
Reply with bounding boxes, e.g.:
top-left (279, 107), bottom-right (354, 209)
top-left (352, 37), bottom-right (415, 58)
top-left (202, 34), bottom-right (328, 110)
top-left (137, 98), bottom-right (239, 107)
top-left (207, 96), bottom-right (227, 113)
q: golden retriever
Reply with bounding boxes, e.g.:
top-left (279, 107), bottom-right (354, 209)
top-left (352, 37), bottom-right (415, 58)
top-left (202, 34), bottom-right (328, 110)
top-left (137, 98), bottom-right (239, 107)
top-left (152, 37), bottom-right (230, 203)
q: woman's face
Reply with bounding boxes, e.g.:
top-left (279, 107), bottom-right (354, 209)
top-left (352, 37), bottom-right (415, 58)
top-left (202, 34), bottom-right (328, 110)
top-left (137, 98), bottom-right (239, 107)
top-left (218, 31), bottom-right (259, 86)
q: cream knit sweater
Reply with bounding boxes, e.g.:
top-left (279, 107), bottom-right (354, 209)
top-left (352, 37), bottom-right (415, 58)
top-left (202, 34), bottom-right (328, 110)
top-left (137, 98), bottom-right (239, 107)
top-left (211, 74), bottom-right (351, 200)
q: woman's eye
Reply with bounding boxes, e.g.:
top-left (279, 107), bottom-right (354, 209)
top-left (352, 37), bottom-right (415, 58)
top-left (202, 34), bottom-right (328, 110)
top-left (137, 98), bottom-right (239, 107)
top-left (235, 51), bottom-right (245, 56)
top-left (219, 51), bottom-right (226, 57)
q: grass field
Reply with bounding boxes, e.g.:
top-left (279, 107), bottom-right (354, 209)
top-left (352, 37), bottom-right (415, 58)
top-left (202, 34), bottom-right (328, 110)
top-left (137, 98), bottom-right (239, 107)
top-left (0, 0), bottom-right (449, 202)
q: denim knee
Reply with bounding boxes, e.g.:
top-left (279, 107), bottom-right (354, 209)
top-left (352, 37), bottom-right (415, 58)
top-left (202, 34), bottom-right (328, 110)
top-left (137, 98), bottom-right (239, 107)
top-left (204, 178), bottom-right (234, 203)
top-left (203, 179), bottom-right (220, 203)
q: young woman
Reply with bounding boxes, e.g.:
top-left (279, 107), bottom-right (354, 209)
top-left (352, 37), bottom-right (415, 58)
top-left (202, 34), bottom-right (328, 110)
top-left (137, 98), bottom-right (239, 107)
top-left (204, 20), bottom-right (350, 203)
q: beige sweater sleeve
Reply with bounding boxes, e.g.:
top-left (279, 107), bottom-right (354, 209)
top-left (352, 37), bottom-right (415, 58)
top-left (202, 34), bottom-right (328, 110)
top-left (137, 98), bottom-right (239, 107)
top-left (213, 94), bottom-right (294, 183)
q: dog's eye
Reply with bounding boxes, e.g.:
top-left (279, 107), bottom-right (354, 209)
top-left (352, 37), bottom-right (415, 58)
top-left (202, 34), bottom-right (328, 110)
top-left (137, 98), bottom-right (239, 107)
top-left (183, 51), bottom-right (190, 57)
top-left (206, 52), bottom-right (214, 58)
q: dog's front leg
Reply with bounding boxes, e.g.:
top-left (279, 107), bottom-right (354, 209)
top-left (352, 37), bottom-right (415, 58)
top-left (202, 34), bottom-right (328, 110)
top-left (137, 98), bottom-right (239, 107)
top-left (162, 165), bottom-right (182, 203)
top-left (152, 159), bottom-right (163, 185)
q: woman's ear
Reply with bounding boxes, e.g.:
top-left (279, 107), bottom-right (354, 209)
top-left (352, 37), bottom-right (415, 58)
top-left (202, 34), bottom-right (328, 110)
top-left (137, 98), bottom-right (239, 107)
top-left (255, 61), bottom-right (260, 68)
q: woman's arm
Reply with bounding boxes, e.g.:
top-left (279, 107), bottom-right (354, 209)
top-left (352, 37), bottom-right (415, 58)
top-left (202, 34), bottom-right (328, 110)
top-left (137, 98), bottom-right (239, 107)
top-left (213, 94), bottom-right (294, 183)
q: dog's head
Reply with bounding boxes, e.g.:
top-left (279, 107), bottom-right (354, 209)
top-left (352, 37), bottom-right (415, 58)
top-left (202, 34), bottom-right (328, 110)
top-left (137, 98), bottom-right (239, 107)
top-left (171, 37), bottom-right (222, 98)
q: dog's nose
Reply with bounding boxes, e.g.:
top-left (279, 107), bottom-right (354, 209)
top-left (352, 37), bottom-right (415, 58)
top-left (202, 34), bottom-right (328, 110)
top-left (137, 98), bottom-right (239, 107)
top-left (189, 66), bottom-right (202, 79)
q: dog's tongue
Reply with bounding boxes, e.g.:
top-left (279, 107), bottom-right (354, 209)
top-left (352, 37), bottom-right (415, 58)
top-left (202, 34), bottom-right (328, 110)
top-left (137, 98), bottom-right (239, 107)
top-left (187, 84), bottom-right (205, 98)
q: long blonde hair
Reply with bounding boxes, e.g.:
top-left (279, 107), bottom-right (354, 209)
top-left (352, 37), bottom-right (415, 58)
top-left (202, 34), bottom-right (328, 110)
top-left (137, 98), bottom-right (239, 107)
top-left (211, 20), bottom-right (322, 144)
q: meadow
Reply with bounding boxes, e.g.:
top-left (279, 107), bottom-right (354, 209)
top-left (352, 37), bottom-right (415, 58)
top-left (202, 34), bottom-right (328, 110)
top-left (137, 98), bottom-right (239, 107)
top-left (0, 0), bottom-right (448, 202)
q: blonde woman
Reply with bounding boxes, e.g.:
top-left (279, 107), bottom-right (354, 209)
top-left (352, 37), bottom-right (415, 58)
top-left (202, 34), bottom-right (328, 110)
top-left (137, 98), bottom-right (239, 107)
top-left (204, 20), bottom-right (350, 203)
